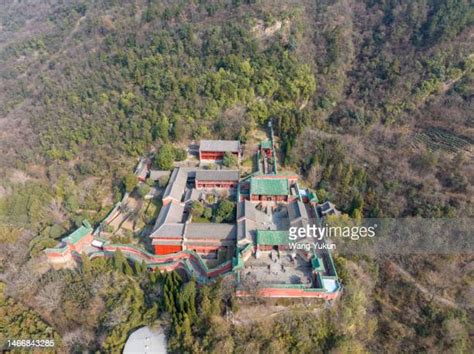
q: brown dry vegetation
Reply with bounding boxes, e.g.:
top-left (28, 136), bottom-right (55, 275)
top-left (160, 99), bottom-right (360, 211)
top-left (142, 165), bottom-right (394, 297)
top-left (0, 0), bottom-right (472, 352)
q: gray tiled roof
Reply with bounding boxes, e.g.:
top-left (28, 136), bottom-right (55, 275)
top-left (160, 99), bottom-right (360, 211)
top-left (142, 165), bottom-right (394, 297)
top-left (151, 224), bottom-right (185, 238)
top-left (237, 200), bottom-right (256, 221)
top-left (136, 165), bottom-right (148, 179)
top-left (185, 223), bottom-right (236, 240)
top-left (237, 218), bottom-right (258, 243)
top-left (134, 159), bottom-right (149, 178)
top-left (319, 201), bottom-right (340, 216)
top-left (288, 200), bottom-right (308, 221)
top-left (320, 201), bottom-right (333, 212)
top-left (236, 201), bottom-right (245, 221)
top-left (150, 200), bottom-right (186, 239)
top-left (162, 167), bottom-right (197, 202)
top-left (199, 140), bottom-right (240, 153)
top-left (236, 201), bottom-right (270, 243)
top-left (237, 219), bottom-right (246, 240)
top-left (152, 201), bottom-right (185, 232)
top-left (184, 189), bottom-right (204, 203)
top-left (195, 170), bottom-right (239, 181)
top-left (162, 169), bottom-right (183, 202)
top-left (185, 239), bottom-right (235, 247)
top-left (151, 238), bottom-right (182, 245)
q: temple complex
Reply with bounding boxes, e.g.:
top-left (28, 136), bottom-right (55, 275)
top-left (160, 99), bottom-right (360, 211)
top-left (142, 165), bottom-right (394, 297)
top-left (45, 125), bottom-right (341, 299)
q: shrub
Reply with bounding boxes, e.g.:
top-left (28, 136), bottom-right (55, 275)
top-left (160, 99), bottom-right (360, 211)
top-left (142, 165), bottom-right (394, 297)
top-left (155, 144), bottom-right (175, 170)
top-left (174, 147), bottom-right (187, 161)
top-left (215, 199), bottom-right (235, 223)
top-left (122, 173), bottom-right (138, 193)
top-left (191, 201), bottom-right (204, 218)
top-left (203, 207), bottom-right (213, 220)
top-left (223, 151), bottom-right (238, 167)
top-left (136, 184), bottom-right (151, 198)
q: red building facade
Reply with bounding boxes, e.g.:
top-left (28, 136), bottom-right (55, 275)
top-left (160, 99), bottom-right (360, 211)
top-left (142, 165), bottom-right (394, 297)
top-left (199, 151), bottom-right (239, 160)
top-left (45, 221), bottom-right (94, 267)
top-left (199, 140), bottom-right (240, 161)
top-left (249, 194), bottom-right (293, 202)
top-left (154, 243), bottom-right (182, 255)
top-left (195, 170), bottom-right (239, 190)
top-left (196, 180), bottom-right (238, 189)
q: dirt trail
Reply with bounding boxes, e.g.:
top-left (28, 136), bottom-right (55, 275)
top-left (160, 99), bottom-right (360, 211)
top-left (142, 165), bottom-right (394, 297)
top-left (389, 261), bottom-right (471, 310)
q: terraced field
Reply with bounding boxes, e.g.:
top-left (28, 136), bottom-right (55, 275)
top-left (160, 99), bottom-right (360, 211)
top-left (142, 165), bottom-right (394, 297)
top-left (413, 127), bottom-right (473, 153)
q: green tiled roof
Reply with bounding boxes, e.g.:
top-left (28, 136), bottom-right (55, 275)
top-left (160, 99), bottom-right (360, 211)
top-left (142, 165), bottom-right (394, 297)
top-left (63, 220), bottom-right (93, 244)
top-left (308, 191), bottom-right (318, 203)
top-left (250, 178), bottom-right (289, 196)
top-left (256, 230), bottom-right (289, 245)
top-left (311, 256), bottom-right (325, 272)
top-left (260, 140), bottom-right (272, 149)
top-left (233, 255), bottom-right (244, 269)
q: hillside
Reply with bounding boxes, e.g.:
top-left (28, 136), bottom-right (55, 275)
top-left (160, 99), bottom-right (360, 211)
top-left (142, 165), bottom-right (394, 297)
top-left (0, 0), bottom-right (473, 352)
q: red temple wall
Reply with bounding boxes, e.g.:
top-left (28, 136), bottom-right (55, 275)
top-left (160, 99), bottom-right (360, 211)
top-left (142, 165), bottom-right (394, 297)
top-left (250, 195), bottom-right (288, 202)
top-left (236, 288), bottom-right (339, 299)
top-left (154, 244), bottom-right (182, 255)
top-left (195, 181), bottom-right (237, 189)
top-left (199, 151), bottom-right (239, 160)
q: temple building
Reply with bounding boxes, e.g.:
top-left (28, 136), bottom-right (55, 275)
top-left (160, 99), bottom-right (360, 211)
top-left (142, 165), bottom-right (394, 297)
top-left (184, 223), bottom-right (236, 256)
top-left (151, 167), bottom-right (239, 256)
top-left (260, 140), bottom-right (273, 158)
top-left (44, 220), bottom-right (93, 267)
top-left (162, 168), bottom-right (239, 206)
top-left (199, 140), bottom-right (240, 161)
top-left (246, 175), bottom-right (299, 202)
top-left (195, 170), bottom-right (239, 190)
top-left (150, 201), bottom-right (186, 255)
top-left (162, 168), bottom-right (195, 205)
top-left (149, 199), bottom-right (236, 257)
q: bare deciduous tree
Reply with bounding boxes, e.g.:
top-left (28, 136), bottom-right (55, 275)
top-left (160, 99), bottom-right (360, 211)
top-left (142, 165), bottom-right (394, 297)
top-left (106, 302), bottom-right (130, 327)
top-left (61, 327), bottom-right (94, 352)
top-left (36, 281), bottom-right (64, 313)
top-left (47, 199), bottom-right (68, 224)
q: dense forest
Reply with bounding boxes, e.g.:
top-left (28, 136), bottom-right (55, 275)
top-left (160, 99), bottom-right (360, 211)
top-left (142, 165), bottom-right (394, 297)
top-left (0, 0), bottom-right (472, 352)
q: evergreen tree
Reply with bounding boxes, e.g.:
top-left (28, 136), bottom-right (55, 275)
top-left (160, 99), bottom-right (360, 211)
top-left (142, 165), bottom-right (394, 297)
top-left (181, 315), bottom-right (194, 351)
top-left (190, 201), bottom-right (204, 218)
top-left (113, 249), bottom-right (126, 271)
top-left (133, 260), bottom-right (142, 275)
top-left (155, 144), bottom-right (175, 170)
top-left (122, 173), bottom-right (138, 193)
top-left (350, 193), bottom-right (364, 218)
top-left (80, 252), bottom-right (92, 279)
top-left (123, 260), bottom-right (133, 276)
top-left (141, 260), bottom-right (147, 274)
top-left (199, 286), bottom-right (212, 323)
top-left (215, 199), bottom-right (236, 223)
top-left (223, 151), bottom-right (238, 167)
top-left (182, 280), bottom-right (197, 321)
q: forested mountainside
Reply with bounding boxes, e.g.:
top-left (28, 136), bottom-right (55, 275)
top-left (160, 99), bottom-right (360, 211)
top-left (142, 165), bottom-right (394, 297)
top-left (0, 0), bottom-right (473, 352)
